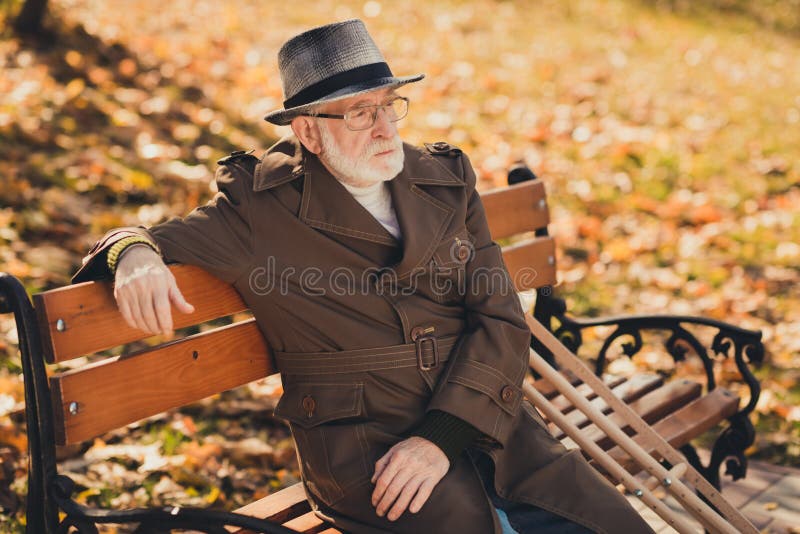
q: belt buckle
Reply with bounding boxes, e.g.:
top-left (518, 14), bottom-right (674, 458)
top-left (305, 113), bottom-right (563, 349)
top-left (412, 326), bottom-right (439, 371)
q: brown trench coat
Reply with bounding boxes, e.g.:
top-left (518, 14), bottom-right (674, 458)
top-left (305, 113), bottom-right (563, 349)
top-left (74, 136), bottom-right (653, 534)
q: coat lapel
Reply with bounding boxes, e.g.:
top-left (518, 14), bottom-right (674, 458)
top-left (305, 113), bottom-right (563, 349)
top-left (253, 136), bottom-right (465, 274)
top-left (254, 136), bottom-right (400, 267)
top-left (299, 154), bottom-right (399, 247)
top-left (387, 144), bottom-right (465, 280)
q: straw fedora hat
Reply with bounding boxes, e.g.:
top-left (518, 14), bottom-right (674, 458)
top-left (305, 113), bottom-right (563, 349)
top-left (264, 19), bottom-right (424, 126)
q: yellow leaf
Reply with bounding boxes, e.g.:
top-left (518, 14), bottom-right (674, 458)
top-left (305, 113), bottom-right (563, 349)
top-left (605, 239), bottom-right (634, 262)
top-left (59, 116), bottom-right (77, 133)
top-left (65, 78), bottom-right (86, 100)
top-left (128, 170), bottom-right (154, 189)
top-left (76, 488), bottom-right (100, 503)
top-left (205, 485), bottom-right (221, 504)
top-left (65, 50), bottom-right (83, 69)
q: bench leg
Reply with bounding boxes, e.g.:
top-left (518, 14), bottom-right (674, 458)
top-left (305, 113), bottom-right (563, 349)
top-left (0, 273), bottom-right (61, 533)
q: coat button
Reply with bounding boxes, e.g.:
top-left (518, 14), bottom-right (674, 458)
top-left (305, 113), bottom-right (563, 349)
top-left (457, 244), bottom-right (471, 261)
top-left (501, 386), bottom-right (515, 403)
top-left (302, 395), bottom-right (316, 418)
top-left (432, 141), bottom-right (449, 151)
top-left (411, 325), bottom-right (434, 341)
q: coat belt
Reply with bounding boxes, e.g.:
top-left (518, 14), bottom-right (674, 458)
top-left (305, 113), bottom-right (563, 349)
top-left (274, 335), bottom-right (459, 375)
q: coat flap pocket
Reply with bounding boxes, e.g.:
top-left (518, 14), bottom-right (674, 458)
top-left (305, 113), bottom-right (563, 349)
top-left (274, 382), bottom-right (365, 430)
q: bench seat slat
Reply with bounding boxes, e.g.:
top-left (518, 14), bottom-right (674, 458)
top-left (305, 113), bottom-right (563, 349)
top-left (559, 378), bottom-right (704, 450)
top-left (532, 369), bottom-right (581, 399)
top-left (546, 375), bottom-right (627, 415)
top-left (35, 265), bottom-right (248, 363)
top-left (50, 319), bottom-right (272, 445)
top-left (232, 483), bottom-right (310, 526)
top-left (553, 374), bottom-right (664, 437)
top-left (281, 511), bottom-right (331, 533)
top-left (606, 387), bottom-right (740, 473)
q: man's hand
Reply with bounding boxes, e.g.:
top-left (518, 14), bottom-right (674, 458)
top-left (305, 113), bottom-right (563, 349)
top-left (114, 245), bottom-right (195, 335)
top-left (371, 436), bottom-right (449, 521)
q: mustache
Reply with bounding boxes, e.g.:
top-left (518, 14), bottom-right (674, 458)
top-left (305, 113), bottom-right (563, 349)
top-left (365, 136), bottom-right (402, 157)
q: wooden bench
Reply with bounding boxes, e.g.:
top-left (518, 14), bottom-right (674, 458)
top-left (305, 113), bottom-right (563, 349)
top-left (0, 169), bottom-right (764, 532)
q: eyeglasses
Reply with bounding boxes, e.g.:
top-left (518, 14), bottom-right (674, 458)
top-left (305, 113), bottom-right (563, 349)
top-left (304, 96), bottom-right (409, 131)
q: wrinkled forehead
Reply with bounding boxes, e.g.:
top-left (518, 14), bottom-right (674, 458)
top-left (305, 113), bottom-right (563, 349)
top-left (319, 87), bottom-right (397, 113)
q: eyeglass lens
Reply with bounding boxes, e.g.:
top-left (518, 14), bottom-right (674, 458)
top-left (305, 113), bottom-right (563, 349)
top-left (345, 98), bottom-right (408, 130)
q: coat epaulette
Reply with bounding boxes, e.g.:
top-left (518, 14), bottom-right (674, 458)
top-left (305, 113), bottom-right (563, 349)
top-left (217, 149), bottom-right (256, 166)
top-left (424, 142), bottom-right (462, 158)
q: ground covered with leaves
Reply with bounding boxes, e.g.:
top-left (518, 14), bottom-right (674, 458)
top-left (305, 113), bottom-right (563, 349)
top-left (1, 0), bottom-right (799, 530)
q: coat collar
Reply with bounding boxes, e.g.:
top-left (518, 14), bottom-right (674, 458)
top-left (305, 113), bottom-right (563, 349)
top-left (253, 135), bottom-right (465, 277)
top-left (253, 136), bottom-right (305, 192)
top-left (253, 135), bottom-right (465, 190)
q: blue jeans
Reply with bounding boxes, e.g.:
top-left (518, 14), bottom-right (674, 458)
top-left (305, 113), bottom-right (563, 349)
top-left (473, 451), bottom-right (595, 534)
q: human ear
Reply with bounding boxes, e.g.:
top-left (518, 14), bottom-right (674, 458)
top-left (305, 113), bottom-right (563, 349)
top-left (290, 116), bottom-right (322, 154)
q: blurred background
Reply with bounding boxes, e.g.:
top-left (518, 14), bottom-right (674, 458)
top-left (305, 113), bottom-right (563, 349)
top-left (1, 0), bottom-right (798, 529)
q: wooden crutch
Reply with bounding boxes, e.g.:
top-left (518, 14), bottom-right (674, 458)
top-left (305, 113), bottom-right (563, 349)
top-left (523, 313), bottom-right (758, 534)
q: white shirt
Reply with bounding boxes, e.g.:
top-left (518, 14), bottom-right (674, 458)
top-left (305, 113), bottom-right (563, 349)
top-left (340, 181), bottom-right (402, 240)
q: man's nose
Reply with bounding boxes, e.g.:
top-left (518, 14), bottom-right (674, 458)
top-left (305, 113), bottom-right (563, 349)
top-left (371, 106), bottom-right (396, 138)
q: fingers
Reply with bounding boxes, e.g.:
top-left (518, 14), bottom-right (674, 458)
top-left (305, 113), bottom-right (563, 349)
top-left (138, 292), bottom-right (161, 334)
top-left (168, 280), bottom-right (195, 315)
top-left (386, 474), bottom-right (425, 521)
top-left (116, 292), bottom-right (137, 331)
top-left (372, 453), bottom-right (401, 507)
top-left (408, 477), bottom-right (436, 514)
top-left (371, 451), bottom-right (392, 484)
top-left (375, 466), bottom-right (413, 517)
top-left (111, 247), bottom-right (193, 336)
top-left (114, 258), bottom-right (187, 335)
top-left (153, 286), bottom-right (173, 335)
top-left (370, 438), bottom-right (450, 522)
top-left (123, 289), bottom-right (151, 333)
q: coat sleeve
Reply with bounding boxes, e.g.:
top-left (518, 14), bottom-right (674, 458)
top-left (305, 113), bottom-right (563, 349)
top-left (426, 152), bottom-right (531, 448)
top-left (72, 162), bottom-right (255, 285)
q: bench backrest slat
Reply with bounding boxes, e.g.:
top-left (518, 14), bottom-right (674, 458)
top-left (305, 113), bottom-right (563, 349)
top-left (35, 265), bottom-right (247, 363)
top-left (502, 237), bottom-right (556, 289)
top-left (37, 178), bottom-right (555, 446)
top-left (482, 180), bottom-right (549, 240)
top-left (50, 319), bottom-right (271, 445)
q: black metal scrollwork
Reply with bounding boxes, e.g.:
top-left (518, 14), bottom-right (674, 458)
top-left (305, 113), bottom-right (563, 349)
top-left (511, 166), bottom-right (765, 492)
top-left (534, 289), bottom-right (764, 488)
top-left (712, 331), bottom-right (764, 416)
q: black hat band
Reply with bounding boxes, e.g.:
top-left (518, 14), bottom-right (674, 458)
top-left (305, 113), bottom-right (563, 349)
top-left (283, 62), bottom-right (393, 109)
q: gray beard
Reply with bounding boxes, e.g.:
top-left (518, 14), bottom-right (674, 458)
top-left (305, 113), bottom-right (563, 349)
top-left (317, 119), bottom-right (404, 187)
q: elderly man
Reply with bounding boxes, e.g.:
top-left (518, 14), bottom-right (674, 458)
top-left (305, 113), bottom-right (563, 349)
top-left (74, 19), bottom-right (652, 534)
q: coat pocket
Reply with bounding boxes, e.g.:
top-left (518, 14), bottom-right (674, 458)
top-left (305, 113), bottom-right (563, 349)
top-left (274, 382), bottom-right (371, 504)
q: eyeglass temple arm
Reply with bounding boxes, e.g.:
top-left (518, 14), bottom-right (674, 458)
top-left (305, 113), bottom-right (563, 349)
top-left (303, 112), bottom-right (346, 119)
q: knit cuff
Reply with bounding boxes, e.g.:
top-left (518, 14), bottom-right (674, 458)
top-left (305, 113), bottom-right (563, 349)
top-left (410, 410), bottom-right (483, 465)
top-left (107, 236), bottom-right (160, 275)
